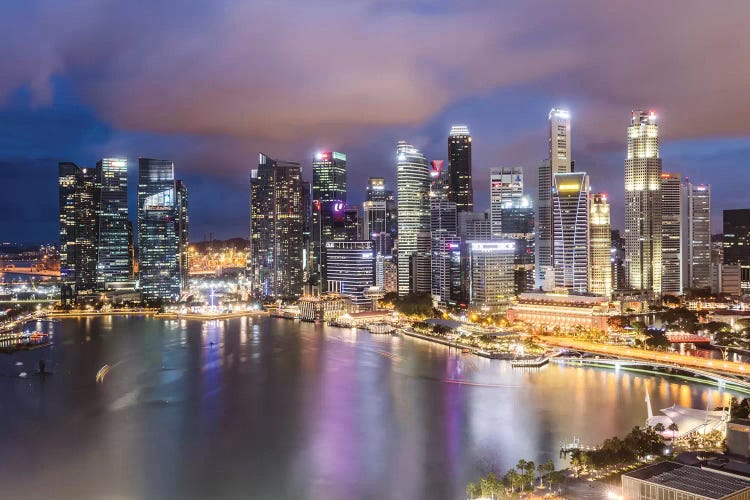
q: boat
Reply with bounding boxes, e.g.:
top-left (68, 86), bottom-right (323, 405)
top-left (461, 348), bottom-right (472, 354)
top-left (368, 323), bottom-right (395, 334)
top-left (511, 356), bottom-right (549, 368)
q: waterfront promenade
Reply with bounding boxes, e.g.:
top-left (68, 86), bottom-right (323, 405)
top-left (48, 310), bottom-right (269, 321)
top-left (539, 336), bottom-right (750, 377)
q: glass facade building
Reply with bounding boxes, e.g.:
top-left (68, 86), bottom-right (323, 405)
top-left (325, 241), bottom-right (374, 311)
top-left (59, 162), bottom-right (98, 294)
top-left (96, 158), bottom-right (130, 288)
top-left (448, 126), bottom-right (473, 213)
top-left (312, 151), bottom-right (347, 287)
top-left (552, 172), bottom-right (590, 292)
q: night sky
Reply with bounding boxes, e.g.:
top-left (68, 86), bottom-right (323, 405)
top-left (2, 0), bottom-right (749, 243)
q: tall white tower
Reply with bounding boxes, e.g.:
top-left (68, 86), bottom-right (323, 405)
top-left (552, 172), bottom-right (590, 292)
top-left (589, 193), bottom-right (612, 297)
top-left (624, 110), bottom-right (662, 293)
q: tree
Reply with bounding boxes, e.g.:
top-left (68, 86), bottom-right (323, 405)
top-left (668, 422), bottom-right (679, 438)
top-left (653, 423), bottom-right (666, 434)
top-left (503, 468), bottom-right (520, 494)
top-left (537, 460), bottom-right (555, 487)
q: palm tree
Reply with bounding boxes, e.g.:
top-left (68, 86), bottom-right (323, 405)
top-left (515, 460), bottom-right (529, 490)
top-left (668, 422), bottom-right (679, 439)
top-left (653, 423), bottom-right (666, 434)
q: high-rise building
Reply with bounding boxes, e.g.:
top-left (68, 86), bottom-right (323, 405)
top-left (611, 230), bottom-right (626, 291)
top-left (364, 177), bottom-right (397, 257)
top-left (490, 167), bottom-right (524, 238)
top-left (552, 172), bottom-right (590, 292)
top-left (95, 158), bottom-right (130, 288)
top-left (325, 241), bottom-right (374, 311)
top-left (175, 180), bottom-right (189, 293)
top-left (312, 151), bottom-right (347, 286)
top-left (589, 193), bottom-right (612, 297)
top-left (249, 153), bottom-right (304, 298)
top-left (536, 109), bottom-right (572, 287)
top-left (412, 231), bottom-right (432, 294)
top-left (430, 196), bottom-right (459, 307)
top-left (467, 241), bottom-right (516, 312)
top-left (448, 126), bottom-right (473, 212)
top-left (624, 110), bottom-right (662, 293)
top-left (138, 159), bottom-right (182, 302)
top-left (683, 181), bottom-right (711, 290)
top-left (396, 141), bottom-right (430, 295)
top-left (59, 162), bottom-right (98, 294)
top-left (724, 209), bottom-right (750, 294)
top-left (661, 173), bottom-right (683, 294)
top-left (344, 205), bottom-right (361, 241)
top-left (301, 180), bottom-right (312, 285)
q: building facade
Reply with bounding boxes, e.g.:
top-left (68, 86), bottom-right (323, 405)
top-left (249, 153), bottom-right (304, 298)
top-left (448, 126), bottom-right (473, 212)
top-left (490, 167), bottom-right (524, 238)
top-left (683, 181), bottom-right (711, 290)
top-left (467, 241), bottom-right (516, 312)
top-left (589, 193), bottom-right (612, 297)
top-left (325, 241), bottom-right (374, 311)
top-left (312, 151), bottom-right (347, 287)
top-left (552, 172), bottom-right (590, 292)
top-left (95, 158), bottom-right (130, 288)
top-left (396, 141), bottom-right (430, 295)
top-left (661, 172), bottom-right (683, 294)
top-left (724, 209), bottom-right (750, 294)
top-left (59, 162), bottom-right (98, 294)
top-left (624, 110), bottom-right (662, 293)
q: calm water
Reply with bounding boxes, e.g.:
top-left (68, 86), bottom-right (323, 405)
top-left (0, 316), bottom-right (737, 499)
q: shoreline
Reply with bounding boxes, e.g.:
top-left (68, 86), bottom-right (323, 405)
top-left (47, 310), bottom-right (269, 321)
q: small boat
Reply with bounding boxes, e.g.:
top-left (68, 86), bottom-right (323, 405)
top-left (461, 348), bottom-right (472, 354)
top-left (511, 356), bottom-right (549, 368)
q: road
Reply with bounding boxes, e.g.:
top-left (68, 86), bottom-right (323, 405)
top-left (539, 336), bottom-right (750, 377)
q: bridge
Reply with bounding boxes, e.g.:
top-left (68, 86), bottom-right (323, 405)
top-left (552, 356), bottom-right (750, 393)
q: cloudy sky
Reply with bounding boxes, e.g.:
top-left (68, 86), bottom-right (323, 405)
top-left (1, 0), bottom-right (749, 242)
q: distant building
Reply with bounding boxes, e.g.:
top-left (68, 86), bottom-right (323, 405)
top-left (363, 177), bottom-right (396, 257)
top-left (95, 158), bottom-right (131, 288)
top-left (683, 181), bottom-right (711, 290)
top-left (396, 141), bottom-right (430, 295)
top-left (622, 462), bottom-right (750, 500)
top-left (661, 172), bottom-right (683, 294)
top-left (58, 162), bottom-right (98, 294)
top-left (325, 241), bottom-right (374, 311)
top-left (552, 172), bottom-right (590, 292)
top-left (589, 193), bottom-right (612, 297)
top-left (490, 167), bottom-right (524, 238)
top-left (137, 159), bottom-right (184, 302)
top-left (249, 153), bottom-right (304, 298)
top-left (467, 241), bottom-right (516, 313)
top-left (448, 125), bottom-right (473, 212)
top-left (430, 188), bottom-right (459, 306)
top-left (312, 151), bottom-right (347, 286)
top-left (724, 209), bottom-right (750, 294)
top-left (624, 110), bottom-right (662, 293)
top-left (301, 180), bottom-right (312, 284)
top-left (175, 180), bottom-right (189, 292)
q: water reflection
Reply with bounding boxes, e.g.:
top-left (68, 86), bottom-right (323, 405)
top-left (0, 316), bottom-right (742, 499)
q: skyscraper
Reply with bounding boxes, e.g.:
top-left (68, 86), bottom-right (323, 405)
top-left (490, 167), bottom-right (524, 238)
top-left (448, 126), bottom-right (473, 212)
top-left (312, 151), bottom-right (347, 287)
top-left (95, 158), bottom-right (130, 288)
top-left (536, 109), bottom-right (572, 287)
top-left (325, 241), bottom-right (374, 311)
top-left (467, 241), bottom-right (516, 312)
top-left (363, 177), bottom-right (397, 257)
top-left (301, 180), bottom-right (312, 284)
top-left (250, 153), bottom-right (304, 298)
top-left (683, 181), bottom-right (711, 290)
top-left (552, 172), bottom-right (589, 292)
top-left (59, 162), bottom-right (98, 294)
top-left (661, 173), bottom-right (683, 294)
top-left (589, 193), bottom-right (612, 297)
top-left (396, 141), bottom-right (430, 295)
top-left (430, 194), bottom-right (458, 307)
top-left (175, 180), bottom-right (189, 292)
top-left (724, 209), bottom-right (750, 294)
top-left (624, 110), bottom-right (662, 293)
top-left (138, 159), bottom-right (182, 302)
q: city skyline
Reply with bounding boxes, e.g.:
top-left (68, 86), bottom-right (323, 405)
top-left (2, 3), bottom-right (750, 242)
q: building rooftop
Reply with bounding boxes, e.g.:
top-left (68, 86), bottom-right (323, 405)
top-left (624, 461), bottom-right (750, 499)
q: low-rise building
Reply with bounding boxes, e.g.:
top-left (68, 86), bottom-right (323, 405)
top-left (298, 294), bottom-right (354, 322)
top-left (505, 291), bottom-right (618, 333)
top-left (622, 461), bottom-right (750, 500)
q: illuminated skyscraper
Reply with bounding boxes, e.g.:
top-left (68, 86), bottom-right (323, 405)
top-left (138, 159), bottom-right (183, 301)
top-left (448, 126), bottom-right (473, 212)
top-left (95, 157), bottom-right (130, 288)
top-left (683, 181), bottom-right (711, 290)
top-left (724, 209), bottom-right (750, 294)
top-left (250, 153), bottom-right (304, 298)
top-left (325, 241), bottom-right (374, 311)
top-left (490, 167), bottom-right (524, 238)
top-left (175, 180), bottom-right (189, 292)
top-left (536, 109), bottom-right (572, 287)
top-left (467, 241), bottom-right (516, 312)
top-left (396, 141), bottom-right (430, 295)
top-left (661, 172), bottom-right (683, 294)
top-left (430, 195), bottom-right (459, 307)
top-left (624, 110), bottom-right (662, 293)
top-left (312, 151), bottom-right (347, 287)
top-left (552, 172), bottom-right (589, 292)
top-left (589, 193), bottom-right (612, 297)
top-left (58, 162), bottom-right (98, 294)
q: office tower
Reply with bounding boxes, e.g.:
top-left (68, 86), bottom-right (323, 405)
top-left (95, 158), bottom-right (130, 288)
top-left (126, 220), bottom-right (136, 280)
top-left (611, 229), bottom-right (626, 291)
top-left (457, 211), bottom-right (491, 241)
top-left (312, 151), bottom-right (347, 286)
top-left (468, 241), bottom-right (516, 312)
top-left (176, 180), bottom-right (189, 292)
top-left (624, 110), bottom-right (662, 293)
top-left (536, 109), bottom-right (572, 287)
top-left (683, 182), bottom-right (711, 290)
top-left (381, 256), bottom-right (398, 292)
top-left (490, 167), bottom-right (524, 238)
top-left (448, 126), bottom-right (473, 212)
top-left (325, 241), bottom-right (374, 311)
top-left (589, 193), bottom-right (612, 297)
top-left (58, 162), bottom-right (98, 294)
top-left (250, 153), bottom-right (304, 298)
top-left (138, 159), bottom-right (181, 301)
top-left (724, 209), bottom-right (750, 294)
top-left (430, 195), bottom-right (459, 306)
top-left (396, 141), bottom-right (430, 295)
top-left (300, 180), bottom-right (312, 282)
top-left (412, 231), bottom-right (432, 293)
top-left (364, 177), bottom-right (396, 257)
top-left (552, 172), bottom-right (590, 292)
top-left (344, 205), bottom-right (361, 241)
top-left (661, 173), bottom-right (683, 294)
